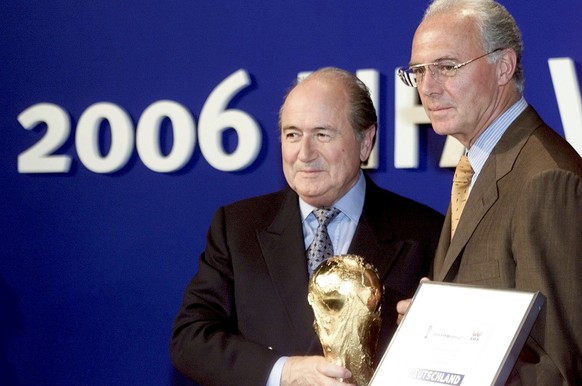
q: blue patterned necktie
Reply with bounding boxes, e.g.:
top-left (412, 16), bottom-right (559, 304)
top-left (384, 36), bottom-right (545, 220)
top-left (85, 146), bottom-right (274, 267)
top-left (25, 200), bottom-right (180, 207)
top-left (306, 207), bottom-right (341, 276)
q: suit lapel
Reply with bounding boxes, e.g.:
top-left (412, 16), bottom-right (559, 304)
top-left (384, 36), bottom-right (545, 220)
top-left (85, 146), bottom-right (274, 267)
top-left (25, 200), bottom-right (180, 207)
top-left (256, 189), bottom-right (319, 351)
top-left (436, 162), bottom-right (499, 281)
top-left (435, 107), bottom-right (542, 281)
top-left (348, 180), bottom-right (401, 281)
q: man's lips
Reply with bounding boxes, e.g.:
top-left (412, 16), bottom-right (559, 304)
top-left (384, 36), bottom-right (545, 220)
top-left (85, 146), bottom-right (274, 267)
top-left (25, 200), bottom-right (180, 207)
top-left (297, 168), bottom-right (324, 175)
top-left (427, 105), bottom-right (452, 113)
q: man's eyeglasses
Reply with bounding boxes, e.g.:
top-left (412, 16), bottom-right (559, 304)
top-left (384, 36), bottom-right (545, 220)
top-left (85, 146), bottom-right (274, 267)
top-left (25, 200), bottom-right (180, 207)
top-left (397, 48), bottom-right (504, 87)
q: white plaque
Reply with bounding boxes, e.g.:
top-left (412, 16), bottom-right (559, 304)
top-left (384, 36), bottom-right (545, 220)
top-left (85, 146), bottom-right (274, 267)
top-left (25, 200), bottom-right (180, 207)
top-left (370, 282), bottom-right (545, 386)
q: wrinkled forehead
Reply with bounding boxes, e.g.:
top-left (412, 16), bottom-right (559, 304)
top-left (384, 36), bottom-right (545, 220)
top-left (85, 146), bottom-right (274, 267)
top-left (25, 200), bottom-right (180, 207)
top-left (411, 11), bottom-right (483, 63)
top-left (280, 77), bottom-right (350, 122)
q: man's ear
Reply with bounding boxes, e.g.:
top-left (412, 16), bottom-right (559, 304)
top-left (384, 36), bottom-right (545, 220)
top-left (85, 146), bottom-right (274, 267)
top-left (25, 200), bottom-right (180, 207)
top-left (360, 125), bottom-right (377, 163)
top-left (497, 48), bottom-right (518, 86)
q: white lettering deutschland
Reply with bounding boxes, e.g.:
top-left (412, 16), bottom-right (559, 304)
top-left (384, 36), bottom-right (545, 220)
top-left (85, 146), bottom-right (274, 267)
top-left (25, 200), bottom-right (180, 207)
top-left (409, 368), bottom-right (465, 385)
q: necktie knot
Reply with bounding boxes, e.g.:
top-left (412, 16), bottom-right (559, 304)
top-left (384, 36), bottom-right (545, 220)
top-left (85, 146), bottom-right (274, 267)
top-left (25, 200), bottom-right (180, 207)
top-left (453, 155), bottom-right (474, 184)
top-left (313, 207), bottom-right (341, 227)
top-left (306, 207), bottom-right (341, 275)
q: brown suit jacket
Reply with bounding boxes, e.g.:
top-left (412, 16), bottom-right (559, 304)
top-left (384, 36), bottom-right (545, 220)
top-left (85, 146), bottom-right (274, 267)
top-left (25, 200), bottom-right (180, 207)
top-left (171, 177), bottom-right (443, 386)
top-left (433, 107), bottom-right (582, 385)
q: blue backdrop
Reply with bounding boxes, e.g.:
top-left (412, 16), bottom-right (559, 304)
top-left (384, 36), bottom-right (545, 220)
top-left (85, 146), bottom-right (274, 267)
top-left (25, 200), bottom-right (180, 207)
top-left (1, 1), bottom-right (580, 385)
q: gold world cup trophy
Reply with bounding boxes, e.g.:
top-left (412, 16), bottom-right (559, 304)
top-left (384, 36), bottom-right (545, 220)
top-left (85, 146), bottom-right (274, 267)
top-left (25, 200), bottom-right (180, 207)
top-left (307, 254), bottom-right (383, 386)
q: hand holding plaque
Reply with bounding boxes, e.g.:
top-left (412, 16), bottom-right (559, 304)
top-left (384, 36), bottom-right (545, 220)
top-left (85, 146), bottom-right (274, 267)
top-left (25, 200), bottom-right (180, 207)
top-left (308, 255), bottom-right (383, 386)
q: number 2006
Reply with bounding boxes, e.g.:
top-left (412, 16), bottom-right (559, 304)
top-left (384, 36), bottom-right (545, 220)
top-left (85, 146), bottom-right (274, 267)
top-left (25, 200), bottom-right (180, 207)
top-left (17, 69), bottom-right (262, 174)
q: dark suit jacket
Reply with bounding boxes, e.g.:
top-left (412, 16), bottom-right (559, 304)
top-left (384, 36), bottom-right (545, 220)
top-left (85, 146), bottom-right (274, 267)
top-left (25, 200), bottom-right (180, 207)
top-left (171, 177), bottom-right (443, 386)
top-left (433, 107), bottom-right (582, 385)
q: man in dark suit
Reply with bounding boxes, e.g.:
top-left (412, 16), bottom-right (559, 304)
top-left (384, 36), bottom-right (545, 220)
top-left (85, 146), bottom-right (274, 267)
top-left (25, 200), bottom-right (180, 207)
top-left (171, 67), bottom-right (444, 386)
top-left (396, 0), bottom-right (582, 384)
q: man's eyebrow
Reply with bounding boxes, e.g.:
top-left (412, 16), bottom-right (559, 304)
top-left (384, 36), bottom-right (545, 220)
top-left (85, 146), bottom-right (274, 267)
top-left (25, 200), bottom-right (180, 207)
top-left (282, 125), bottom-right (335, 132)
top-left (409, 55), bottom-right (458, 66)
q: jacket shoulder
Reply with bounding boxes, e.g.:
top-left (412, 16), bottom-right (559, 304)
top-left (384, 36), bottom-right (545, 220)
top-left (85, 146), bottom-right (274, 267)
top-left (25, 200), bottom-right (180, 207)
top-left (218, 188), bottom-right (295, 225)
top-left (366, 179), bottom-right (444, 233)
top-left (369, 181), bottom-right (443, 218)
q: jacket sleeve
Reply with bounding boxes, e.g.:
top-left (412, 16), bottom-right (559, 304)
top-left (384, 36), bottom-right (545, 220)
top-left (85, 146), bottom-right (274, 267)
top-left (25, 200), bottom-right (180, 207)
top-left (170, 206), bottom-right (279, 386)
top-left (511, 169), bottom-right (582, 384)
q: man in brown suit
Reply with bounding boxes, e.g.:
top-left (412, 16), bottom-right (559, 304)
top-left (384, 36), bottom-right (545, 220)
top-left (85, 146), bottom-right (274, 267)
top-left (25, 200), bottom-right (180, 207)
top-left (396, 0), bottom-right (582, 384)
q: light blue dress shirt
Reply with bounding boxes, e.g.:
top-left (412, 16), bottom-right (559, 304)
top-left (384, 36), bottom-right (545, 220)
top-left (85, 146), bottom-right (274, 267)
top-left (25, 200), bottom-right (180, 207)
top-left (300, 170), bottom-right (365, 256)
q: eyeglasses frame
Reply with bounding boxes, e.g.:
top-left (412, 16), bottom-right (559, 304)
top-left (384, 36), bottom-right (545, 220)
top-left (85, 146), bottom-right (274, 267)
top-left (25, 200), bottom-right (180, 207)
top-left (397, 48), bottom-right (505, 87)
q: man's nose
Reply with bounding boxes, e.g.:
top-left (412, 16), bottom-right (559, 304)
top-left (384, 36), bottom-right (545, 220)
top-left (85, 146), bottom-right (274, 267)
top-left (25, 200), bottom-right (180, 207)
top-left (298, 136), bottom-right (317, 161)
top-left (418, 68), bottom-right (442, 95)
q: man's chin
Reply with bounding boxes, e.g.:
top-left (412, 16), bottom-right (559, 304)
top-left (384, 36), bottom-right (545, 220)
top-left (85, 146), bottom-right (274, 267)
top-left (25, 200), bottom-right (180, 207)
top-left (297, 190), bottom-right (334, 207)
top-left (430, 122), bottom-right (456, 137)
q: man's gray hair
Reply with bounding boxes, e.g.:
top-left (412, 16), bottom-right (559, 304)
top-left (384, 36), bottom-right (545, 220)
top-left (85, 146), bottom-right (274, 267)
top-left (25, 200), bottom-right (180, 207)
top-left (424, 0), bottom-right (524, 92)
top-left (279, 67), bottom-right (378, 145)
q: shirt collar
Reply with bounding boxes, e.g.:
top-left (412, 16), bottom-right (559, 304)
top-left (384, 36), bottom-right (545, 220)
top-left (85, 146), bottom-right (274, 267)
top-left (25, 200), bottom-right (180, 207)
top-left (467, 97), bottom-right (528, 180)
top-left (299, 170), bottom-right (366, 223)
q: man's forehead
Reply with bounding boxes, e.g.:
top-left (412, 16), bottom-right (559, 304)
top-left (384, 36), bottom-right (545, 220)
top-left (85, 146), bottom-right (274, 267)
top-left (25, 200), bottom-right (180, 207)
top-left (411, 17), bottom-right (478, 62)
top-left (283, 81), bottom-right (347, 112)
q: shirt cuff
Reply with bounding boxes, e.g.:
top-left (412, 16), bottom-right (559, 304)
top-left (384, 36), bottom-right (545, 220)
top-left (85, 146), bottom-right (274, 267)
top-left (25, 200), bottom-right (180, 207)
top-left (266, 356), bottom-right (288, 386)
